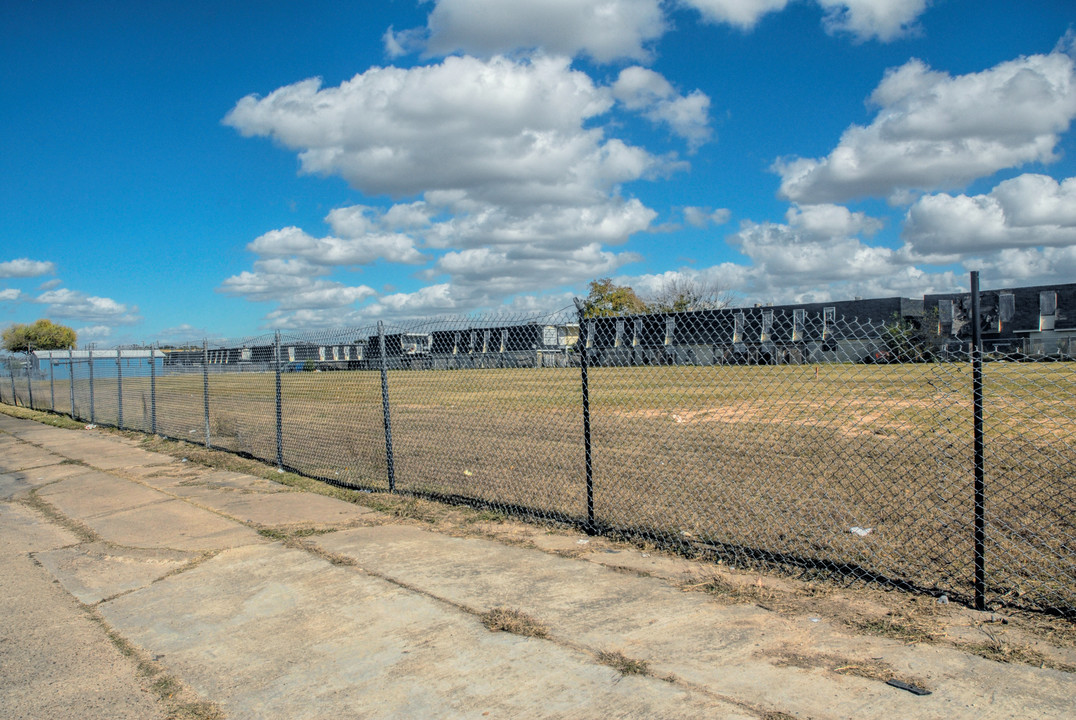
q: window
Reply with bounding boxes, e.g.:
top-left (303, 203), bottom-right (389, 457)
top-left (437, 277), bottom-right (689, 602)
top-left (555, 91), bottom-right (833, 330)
top-left (793, 309), bottom-right (805, 341)
top-left (1040, 291), bottom-right (1057, 330)
top-left (822, 307), bottom-right (835, 339)
top-left (633, 318), bottom-right (642, 347)
top-left (665, 317), bottom-right (675, 346)
top-left (761, 310), bottom-right (773, 342)
top-left (733, 312), bottom-right (744, 343)
top-left (483, 330), bottom-right (491, 353)
top-left (938, 299), bottom-right (953, 323)
top-left (500, 329), bottom-right (508, 353)
top-left (615, 319), bottom-right (625, 347)
top-left (999, 293), bottom-right (1015, 323)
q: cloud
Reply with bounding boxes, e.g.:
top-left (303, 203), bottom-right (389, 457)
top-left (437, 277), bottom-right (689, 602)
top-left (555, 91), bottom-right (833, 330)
top-left (730, 204), bottom-right (896, 286)
top-left (775, 51), bottom-right (1076, 204)
top-left (683, 206), bottom-right (731, 227)
top-left (225, 53), bottom-right (686, 325)
top-left (417, 0), bottom-right (666, 63)
top-left (903, 174), bottom-right (1076, 259)
top-left (0, 258), bottom-right (56, 278)
top-left (218, 270), bottom-right (376, 312)
top-left (968, 246), bottom-right (1076, 287)
top-left (248, 224), bottom-right (426, 267)
top-left (817, 0), bottom-right (929, 42)
top-left (383, 25), bottom-right (426, 58)
top-left (679, 0), bottom-right (790, 31)
top-left (224, 55), bottom-right (673, 204)
top-left (35, 288), bottom-right (140, 325)
top-left (75, 326), bottom-right (112, 344)
top-left (614, 201), bottom-right (961, 305)
top-left (612, 67), bottom-right (712, 149)
top-left (0, 288), bottom-right (21, 301)
top-left (156, 324), bottom-right (208, 342)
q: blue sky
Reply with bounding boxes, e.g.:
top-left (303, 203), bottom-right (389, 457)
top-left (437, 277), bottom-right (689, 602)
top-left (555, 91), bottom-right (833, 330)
top-left (2, 0), bottom-right (1074, 346)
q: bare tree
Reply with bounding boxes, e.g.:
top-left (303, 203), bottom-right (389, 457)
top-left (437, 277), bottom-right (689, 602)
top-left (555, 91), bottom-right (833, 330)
top-left (645, 276), bottom-right (734, 313)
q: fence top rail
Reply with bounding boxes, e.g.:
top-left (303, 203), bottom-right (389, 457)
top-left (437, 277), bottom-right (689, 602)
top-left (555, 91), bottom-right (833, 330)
top-left (32, 349), bottom-right (164, 359)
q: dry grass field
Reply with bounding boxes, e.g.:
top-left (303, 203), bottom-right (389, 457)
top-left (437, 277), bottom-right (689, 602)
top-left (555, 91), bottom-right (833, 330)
top-left (8, 360), bottom-right (1075, 613)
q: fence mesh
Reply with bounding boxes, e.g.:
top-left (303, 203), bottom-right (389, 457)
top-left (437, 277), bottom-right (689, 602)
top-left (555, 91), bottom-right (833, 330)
top-left (1, 305), bottom-right (1073, 617)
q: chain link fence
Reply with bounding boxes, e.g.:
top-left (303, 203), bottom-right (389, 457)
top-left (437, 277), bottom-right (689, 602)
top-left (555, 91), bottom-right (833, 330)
top-left (2, 302), bottom-right (1073, 617)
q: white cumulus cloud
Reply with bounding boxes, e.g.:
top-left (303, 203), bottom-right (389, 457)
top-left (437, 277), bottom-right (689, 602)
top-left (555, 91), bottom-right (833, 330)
top-left (224, 53), bottom-right (682, 325)
top-left (902, 174), bottom-right (1076, 258)
top-left (775, 51), bottom-right (1076, 204)
top-left (683, 206), bottom-right (731, 227)
top-left (968, 246), bottom-right (1076, 288)
top-left (35, 288), bottom-right (140, 325)
top-left (223, 55), bottom-right (671, 205)
top-left (612, 67), bottom-right (712, 149)
top-left (0, 258), bottom-right (56, 278)
top-left (680, 0), bottom-right (789, 30)
top-left (817, 0), bottom-right (929, 42)
top-left (418, 0), bottom-right (666, 63)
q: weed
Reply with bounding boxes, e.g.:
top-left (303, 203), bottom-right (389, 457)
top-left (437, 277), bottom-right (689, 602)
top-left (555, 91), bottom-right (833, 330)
top-left (597, 649), bottom-right (650, 676)
top-left (771, 650), bottom-right (898, 683)
top-left (292, 526), bottom-right (335, 538)
top-left (481, 607), bottom-right (549, 639)
top-left (851, 610), bottom-right (942, 644)
top-left (256, 527), bottom-right (288, 541)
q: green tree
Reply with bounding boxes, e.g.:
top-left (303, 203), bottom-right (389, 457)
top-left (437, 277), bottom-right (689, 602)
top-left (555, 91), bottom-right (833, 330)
top-left (581, 278), bottom-right (647, 318)
top-left (881, 308), bottom-right (940, 362)
top-left (2, 319), bottom-right (77, 353)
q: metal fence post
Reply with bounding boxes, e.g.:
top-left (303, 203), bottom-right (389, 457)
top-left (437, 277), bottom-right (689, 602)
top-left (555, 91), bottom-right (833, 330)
top-left (378, 321), bottom-right (397, 492)
top-left (203, 339), bottom-right (211, 449)
top-left (275, 331), bottom-right (284, 470)
top-left (970, 270), bottom-right (986, 611)
top-left (7, 360), bottom-right (15, 406)
top-left (574, 299), bottom-right (596, 533)
top-left (89, 349), bottom-right (95, 423)
top-left (49, 354), bottom-right (55, 410)
top-left (26, 343), bottom-right (34, 409)
top-left (150, 343), bottom-right (157, 434)
top-left (116, 350), bottom-right (123, 429)
top-left (69, 348), bottom-right (75, 419)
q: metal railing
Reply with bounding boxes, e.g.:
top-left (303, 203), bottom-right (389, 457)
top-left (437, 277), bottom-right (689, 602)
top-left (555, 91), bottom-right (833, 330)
top-left (2, 291), bottom-right (1073, 617)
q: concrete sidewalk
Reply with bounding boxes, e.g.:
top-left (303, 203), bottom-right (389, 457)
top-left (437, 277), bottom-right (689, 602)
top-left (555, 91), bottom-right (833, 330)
top-left (1, 412), bottom-right (1072, 719)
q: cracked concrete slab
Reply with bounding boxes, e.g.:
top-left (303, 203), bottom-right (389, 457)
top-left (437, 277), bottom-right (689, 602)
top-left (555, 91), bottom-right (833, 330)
top-left (33, 541), bottom-right (200, 605)
top-left (99, 543), bottom-right (749, 720)
top-left (166, 469), bottom-right (292, 494)
top-left (0, 503), bottom-right (81, 554)
top-left (45, 441), bottom-right (177, 471)
top-left (37, 472), bottom-right (174, 519)
top-left (0, 504), bottom-right (167, 720)
top-left (76, 499), bottom-right (266, 551)
top-left (0, 442), bottom-right (66, 473)
top-left (0, 463), bottom-right (86, 500)
top-left (176, 487), bottom-right (374, 529)
top-left (313, 525), bottom-right (1076, 720)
